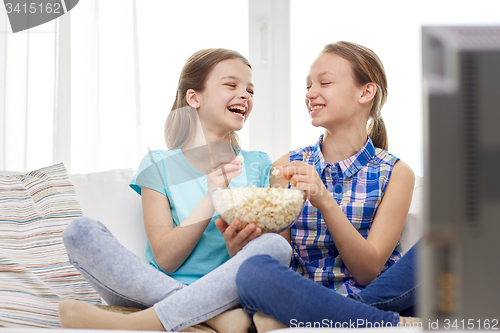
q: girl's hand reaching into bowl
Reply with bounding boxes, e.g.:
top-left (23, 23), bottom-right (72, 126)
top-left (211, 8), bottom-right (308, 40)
top-left (274, 161), bottom-right (331, 210)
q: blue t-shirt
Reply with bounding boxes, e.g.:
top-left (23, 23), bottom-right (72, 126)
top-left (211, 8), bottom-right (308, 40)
top-left (130, 149), bottom-right (272, 285)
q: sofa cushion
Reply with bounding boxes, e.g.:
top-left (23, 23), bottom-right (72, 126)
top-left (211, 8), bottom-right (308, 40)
top-left (0, 163), bottom-right (101, 328)
top-left (400, 175), bottom-right (424, 253)
top-left (69, 168), bottom-right (147, 260)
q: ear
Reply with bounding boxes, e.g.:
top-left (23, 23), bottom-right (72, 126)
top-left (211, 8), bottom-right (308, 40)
top-left (359, 82), bottom-right (377, 104)
top-left (186, 89), bottom-right (201, 109)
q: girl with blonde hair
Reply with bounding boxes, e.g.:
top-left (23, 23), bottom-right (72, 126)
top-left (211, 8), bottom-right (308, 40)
top-left (58, 48), bottom-right (292, 332)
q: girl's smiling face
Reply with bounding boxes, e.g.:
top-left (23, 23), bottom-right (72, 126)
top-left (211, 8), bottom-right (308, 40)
top-left (305, 52), bottom-right (365, 129)
top-left (195, 58), bottom-right (254, 135)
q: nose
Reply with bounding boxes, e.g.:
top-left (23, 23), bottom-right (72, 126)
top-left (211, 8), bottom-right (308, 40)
top-left (305, 84), bottom-right (318, 100)
top-left (239, 89), bottom-right (250, 100)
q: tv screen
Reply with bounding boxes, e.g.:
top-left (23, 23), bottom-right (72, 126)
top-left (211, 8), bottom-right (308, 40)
top-left (421, 25), bottom-right (500, 326)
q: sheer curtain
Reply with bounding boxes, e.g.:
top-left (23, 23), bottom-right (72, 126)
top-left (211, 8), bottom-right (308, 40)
top-left (0, 0), bottom-right (142, 174)
top-left (1, 8), bottom-right (57, 172)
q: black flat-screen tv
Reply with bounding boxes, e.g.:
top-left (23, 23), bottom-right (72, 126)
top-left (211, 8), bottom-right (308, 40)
top-left (421, 25), bottom-right (500, 328)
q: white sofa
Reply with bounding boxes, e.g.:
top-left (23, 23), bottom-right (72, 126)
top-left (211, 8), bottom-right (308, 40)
top-left (69, 168), bottom-right (424, 258)
top-left (0, 167), bottom-right (424, 332)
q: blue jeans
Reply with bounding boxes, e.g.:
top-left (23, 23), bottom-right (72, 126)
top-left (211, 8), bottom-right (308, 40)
top-left (63, 216), bottom-right (292, 331)
top-left (236, 241), bottom-right (420, 328)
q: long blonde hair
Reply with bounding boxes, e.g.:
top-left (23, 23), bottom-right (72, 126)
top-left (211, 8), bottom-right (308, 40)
top-left (322, 41), bottom-right (389, 150)
top-left (165, 49), bottom-right (251, 150)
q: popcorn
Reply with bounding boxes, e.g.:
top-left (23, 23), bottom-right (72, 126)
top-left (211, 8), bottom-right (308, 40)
top-left (212, 186), bottom-right (305, 233)
top-left (238, 155), bottom-right (244, 163)
top-left (271, 167), bottom-right (280, 176)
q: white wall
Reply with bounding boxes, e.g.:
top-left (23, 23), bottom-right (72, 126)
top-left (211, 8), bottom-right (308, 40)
top-left (289, 0), bottom-right (500, 176)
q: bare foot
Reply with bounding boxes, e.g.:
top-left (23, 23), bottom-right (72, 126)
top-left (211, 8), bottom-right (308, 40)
top-left (205, 308), bottom-right (252, 333)
top-left (400, 316), bottom-right (422, 328)
top-left (253, 312), bottom-right (287, 333)
top-left (58, 299), bottom-right (164, 331)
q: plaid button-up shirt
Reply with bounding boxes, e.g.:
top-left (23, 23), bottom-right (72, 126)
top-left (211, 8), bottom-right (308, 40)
top-left (290, 135), bottom-right (402, 295)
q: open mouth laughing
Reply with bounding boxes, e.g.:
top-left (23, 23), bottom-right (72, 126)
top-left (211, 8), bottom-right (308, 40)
top-left (227, 104), bottom-right (247, 116)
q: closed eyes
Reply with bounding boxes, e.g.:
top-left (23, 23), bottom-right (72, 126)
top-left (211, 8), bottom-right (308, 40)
top-left (306, 82), bottom-right (331, 90)
top-left (225, 83), bottom-right (254, 95)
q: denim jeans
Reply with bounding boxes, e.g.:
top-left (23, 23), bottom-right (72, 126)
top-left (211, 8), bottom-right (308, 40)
top-left (236, 241), bottom-right (420, 328)
top-left (63, 216), bottom-right (292, 331)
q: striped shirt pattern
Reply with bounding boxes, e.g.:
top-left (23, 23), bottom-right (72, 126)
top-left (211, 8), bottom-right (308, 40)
top-left (0, 163), bottom-right (101, 328)
top-left (290, 136), bottom-right (402, 295)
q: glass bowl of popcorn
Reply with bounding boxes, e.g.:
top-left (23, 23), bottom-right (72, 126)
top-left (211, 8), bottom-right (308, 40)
top-left (212, 186), bottom-right (306, 233)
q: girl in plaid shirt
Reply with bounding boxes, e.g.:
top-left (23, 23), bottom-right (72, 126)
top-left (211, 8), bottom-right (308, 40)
top-left (236, 41), bottom-right (420, 330)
